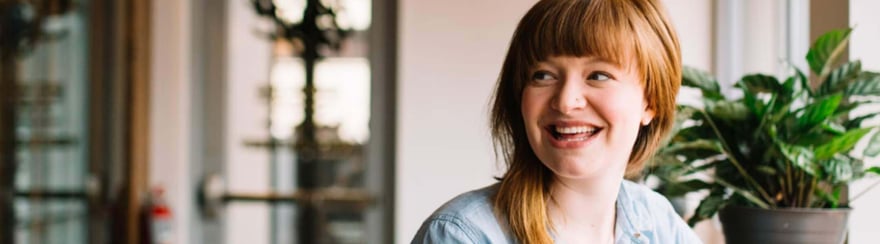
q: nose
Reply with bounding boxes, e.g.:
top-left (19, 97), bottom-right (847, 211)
top-left (551, 77), bottom-right (586, 114)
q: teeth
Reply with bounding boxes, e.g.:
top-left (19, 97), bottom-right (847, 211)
top-left (554, 126), bottom-right (596, 134)
top-left (561, 136), bottom-right (587, 142)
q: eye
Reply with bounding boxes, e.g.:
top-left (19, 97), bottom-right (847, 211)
top-left (587, 71), bottom-right (612, 81)
top-left (529, 71), bottom-right (557, 85)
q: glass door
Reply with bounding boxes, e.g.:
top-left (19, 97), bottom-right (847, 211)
top-left (1, 0), bottom-right (151, 243)
top-left (2, 2), bottom-right (90, 243)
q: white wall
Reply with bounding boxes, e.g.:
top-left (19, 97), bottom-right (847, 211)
top-left (848, 1), bottom-right (880, 243)
top-left (223, 0), bottom-right (274, 244)
top-left (150, 0), bottom-right (193, 243)
top-left (665, 0), bottom-right (714, 72)
top-left (395, 0), bottom-right (535, 242)
top-left (395, 0), bottom-right (716, 243)
top-left (742, 0), bottom-right (781, 76)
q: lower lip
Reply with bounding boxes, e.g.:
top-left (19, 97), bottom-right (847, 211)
top-left (546, 130), bottom-right (598, 149)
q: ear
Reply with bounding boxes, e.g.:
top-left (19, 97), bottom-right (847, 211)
top-left (641, 107), bottom-right (655, 126)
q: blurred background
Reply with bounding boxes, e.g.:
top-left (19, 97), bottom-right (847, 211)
top-left (0, 0), bottom-right (877, 243)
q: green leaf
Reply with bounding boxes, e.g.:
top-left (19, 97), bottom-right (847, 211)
top-left (845, 72), bottom-right (880, 96)
top-left (796, 94), bottom-right (842, 130)
top-left (649, 154), bottom-right (680, 167)
top-left (684, 159), bottom-right (724, 175)
top-left (815, 187), bottom-right (842, 208)
top-left (676, 105), bottom-right (701, 119)
top-left (794, 67), bottom-right (814, 97)
top-left (865, 131), bottom-right (880, 157)
top-left (783, 73), bottom-right (796, 94)
top-left (831, 101), bottom-right (868, 119)
top-left (672, 126), bottom-right (711, 143)
top-left (682, 66), bottom-right (724, 100)
top-left (708, 100), bottom-right (750, 121)
top-left (844, 113), bottom-right (879, 130)
top-left (793, 131), bottom-right (834, 146)
top-left (688, 189), bottom-right (725, 227)
top-left (779, 143), bottom-right (818, 176)
top-left (743, 89), bottom-right (766, 118)
top-left (737, 74), bottom-right (783, 94)
top-left (866, 166), bottom-right (880, 175)
top-left (663, 179), bottom-right (713, 197)
top-left (806, 28), bottom-right (852, 78)
top-left (818, 61), bottom-right (862, 96)
top-left (815, 127), bottom-right (873, 160)
top-left (781, 61), bottom-right (813, 96)
top-left (657, 138), bottom-right (721, 164)
top-left (661, 139), bottom-right (723, 154)
top-left (673, 106), bottom-right (696, 126)
top-left (713, 175), bottom-right (772, 208)
top-left (768, 97), bottom-right (793, 124)
top-left (822, 121), bottom-right (847, 135)
top-left (821, 155), bottom-right (855, 184)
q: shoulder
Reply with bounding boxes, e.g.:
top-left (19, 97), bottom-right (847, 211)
top-left (431, 184), bottom-right (498, 218)
top-left (411, 184), bottom-right (512, 244)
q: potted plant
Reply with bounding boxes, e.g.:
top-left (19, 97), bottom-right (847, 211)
top-left (649, 28), bottom-right (880, 243)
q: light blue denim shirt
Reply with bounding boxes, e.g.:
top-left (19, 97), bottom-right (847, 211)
top-left (411, 180), bottom-right (703, 244)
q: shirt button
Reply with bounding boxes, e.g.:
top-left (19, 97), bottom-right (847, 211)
top-left (634, 232), bottom-right (641, 238)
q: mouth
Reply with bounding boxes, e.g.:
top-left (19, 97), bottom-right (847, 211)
top-left (544, 123), bottom-right (603, 147)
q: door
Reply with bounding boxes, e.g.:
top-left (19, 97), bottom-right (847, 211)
top-left (190, 0), bottom-right (396, 243)
top-left (0, 0), bottom-right (151, 243)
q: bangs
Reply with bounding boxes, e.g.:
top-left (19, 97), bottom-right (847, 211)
top-left (519, 0), bottom-right (638, 70)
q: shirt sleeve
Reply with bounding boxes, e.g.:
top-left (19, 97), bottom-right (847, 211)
top-left (411, 215), bottom-right (482, 244)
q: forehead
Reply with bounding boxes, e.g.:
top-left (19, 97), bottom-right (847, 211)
top-left (534, 55), bottom-right (628, 67)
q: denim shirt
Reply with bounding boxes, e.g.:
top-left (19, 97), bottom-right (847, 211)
top-left (411, 180), bottom-right (703, 244)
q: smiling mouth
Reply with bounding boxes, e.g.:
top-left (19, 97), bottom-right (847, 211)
top-left (546, 125), bottom-right (602, 141)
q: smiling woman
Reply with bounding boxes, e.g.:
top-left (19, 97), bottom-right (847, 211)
top-left (522, 56), bottom-right (652, 181)
top-left (410, 0), bottom-right (700, 243)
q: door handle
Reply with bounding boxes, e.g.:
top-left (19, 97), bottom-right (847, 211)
top-left (13, 173), bottom-right (101, 201)
top-left (197, 173), bottom-right (374, 219)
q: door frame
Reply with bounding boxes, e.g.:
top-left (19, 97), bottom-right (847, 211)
top-left (87, 0), bottom-right (152, 243)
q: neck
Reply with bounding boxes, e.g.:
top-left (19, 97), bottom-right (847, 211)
top-left (547, 175), bottom-right (623, 243)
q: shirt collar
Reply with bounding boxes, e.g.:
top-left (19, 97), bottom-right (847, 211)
top-left (615, 181), bottom-right (653, 244)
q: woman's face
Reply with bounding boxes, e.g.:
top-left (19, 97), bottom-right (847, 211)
top-left (521, 55), bottom-right (654, 181)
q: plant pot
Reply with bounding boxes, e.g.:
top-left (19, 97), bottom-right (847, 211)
top-left (718, 205), bottom-right (851, 244)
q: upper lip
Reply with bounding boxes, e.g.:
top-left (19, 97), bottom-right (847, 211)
top-left (544, 120), bottom-right (603, 130)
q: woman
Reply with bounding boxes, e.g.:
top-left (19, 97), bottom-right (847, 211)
top-left (412, 0), bottom-right (701, 243)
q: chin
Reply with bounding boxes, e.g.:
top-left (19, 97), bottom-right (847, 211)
top-left (542, 156), bottom-right (606, 179)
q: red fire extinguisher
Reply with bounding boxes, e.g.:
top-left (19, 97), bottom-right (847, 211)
top-left (149, 186), bottom-right (175, 244)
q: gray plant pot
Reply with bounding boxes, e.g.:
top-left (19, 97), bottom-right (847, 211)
top-left (718, 206), bottom-right (851, 244)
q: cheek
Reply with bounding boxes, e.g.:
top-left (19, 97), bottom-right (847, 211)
top-left (520, 88), bottom-right (549, 143)
top-left (520, 89), bottom-right (546, 124)
top-left (596, 89), bottom-right (647, 130)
